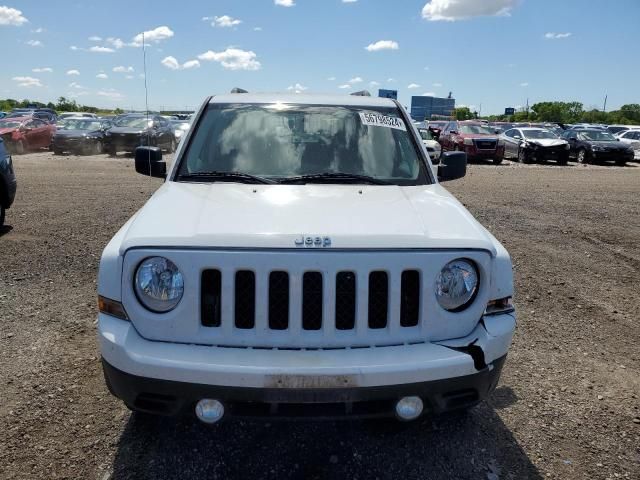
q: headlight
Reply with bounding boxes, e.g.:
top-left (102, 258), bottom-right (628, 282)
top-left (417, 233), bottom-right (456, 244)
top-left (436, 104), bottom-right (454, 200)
top-left (134, 256), bottom-right (184, 312)
top-left (463, 138), bottom-right (474, 145)
top-left (435, 259), bottom-right (479, 311)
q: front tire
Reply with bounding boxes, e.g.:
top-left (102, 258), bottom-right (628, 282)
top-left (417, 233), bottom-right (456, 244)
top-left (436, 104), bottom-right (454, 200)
top-left (615, 159), bottom-right (626, 167)
top-left (493, 156), bottom-right (503, 165)
top-left (0, 204), bottom-right (4, 227)
top-left (577, 149), bottom-right (587, 164)
top-left (53, 148), bottom-right (64, 155)
top-left (168, 138), bottom-right (176, 153)
top-left (108, 147), bottom-right (117, 157)
top-left (517, 148), bottom-right (530, 163)
top-left (94, 140), bottom-right (103, 155)
top-left (14, 140), bottom-right (25, 155)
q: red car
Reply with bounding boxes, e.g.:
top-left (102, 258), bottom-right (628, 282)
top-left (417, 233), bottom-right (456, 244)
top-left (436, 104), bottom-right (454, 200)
top-left (0, 116), bottom-right (56, 154)
top-left (439, 121), bottom-right (505, 164)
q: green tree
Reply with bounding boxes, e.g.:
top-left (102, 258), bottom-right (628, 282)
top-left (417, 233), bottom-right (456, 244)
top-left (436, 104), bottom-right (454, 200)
top-left (454, 107), bottom-right (473, 120)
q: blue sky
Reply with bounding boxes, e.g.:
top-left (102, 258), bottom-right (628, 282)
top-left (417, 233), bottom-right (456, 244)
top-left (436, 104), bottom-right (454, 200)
top-left (1, 0), bottom-right (639, 114)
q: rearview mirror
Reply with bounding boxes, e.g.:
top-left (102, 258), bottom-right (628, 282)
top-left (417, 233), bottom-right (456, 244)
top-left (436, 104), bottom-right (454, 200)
top-left (438, 151), bottom-right (467, 182)
top-left (135, 146), bottom-right (166, 178)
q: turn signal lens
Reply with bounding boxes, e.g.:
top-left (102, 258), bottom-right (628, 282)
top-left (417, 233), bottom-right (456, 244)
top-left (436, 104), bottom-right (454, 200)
top-left (98, 295), bottom-right (129, 320)
top-left (484, 297), bottom-right (514, 316)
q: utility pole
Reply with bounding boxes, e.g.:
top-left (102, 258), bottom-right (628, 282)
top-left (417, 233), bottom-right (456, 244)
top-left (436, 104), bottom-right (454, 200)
top-left (603, 94), bottom-right (607, 112)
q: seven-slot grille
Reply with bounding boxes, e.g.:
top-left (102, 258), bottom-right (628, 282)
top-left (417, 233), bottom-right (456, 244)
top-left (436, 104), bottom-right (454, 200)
top-left (200, 269), bottom-right (422, 337)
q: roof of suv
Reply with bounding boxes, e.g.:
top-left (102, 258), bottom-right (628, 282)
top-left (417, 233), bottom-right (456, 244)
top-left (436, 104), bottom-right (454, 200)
top-left (208, 93), bottom-right (398, 108)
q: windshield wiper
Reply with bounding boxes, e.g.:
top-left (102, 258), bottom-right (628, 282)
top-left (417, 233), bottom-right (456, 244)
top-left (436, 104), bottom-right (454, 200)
top-left (177, 171), bottom-right (275, 184)
top-left (278, 172), bottom-right (391, 185)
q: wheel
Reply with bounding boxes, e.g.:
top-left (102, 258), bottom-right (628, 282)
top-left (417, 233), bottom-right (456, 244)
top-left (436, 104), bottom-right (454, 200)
top-left (94, 140), bottom-right (103, 155)
top-left (53, 148), bottom-right (64, 155)
top-left (576, 149), bottom-right (588, 164)
top-left (517, 148), bottom-right (530, 163)
top-left (14, 140), bottom-right (25, 155)
top-left (557, 155), bottom-right (568, 165)
top-left (615, 159), bottom-right (626, 167)
top-left (168, 138), bottom-right (176, 153)
top-left (0, 204), bottom-right (4, 227)
top-left (492, 157), bottom-right (503, 165)
top-left (108, 147), bottom-right (117, 157)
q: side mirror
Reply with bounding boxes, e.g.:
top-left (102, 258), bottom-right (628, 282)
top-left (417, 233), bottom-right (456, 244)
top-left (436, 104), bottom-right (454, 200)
top-left (513, 135), bottom-right (521, 140)
top-left (449, 130), bottom-right (458, 135)
top-left (438, 151), bottom-right (467, 182)
top-left (135, 146), bottom-right (166, 178)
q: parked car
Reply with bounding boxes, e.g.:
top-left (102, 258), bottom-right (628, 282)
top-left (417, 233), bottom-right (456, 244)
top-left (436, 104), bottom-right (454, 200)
top-left (426, 120), bottom-right (447, 139)
top-left (105, 114), bottom-right (176, 156)
top-left (9, 108), bottom-right (57, 124)
top-left (561, 129), bottom-right (634, 165)
top-left (170, 120), bottom-right (191, 143)
top-left (501, 127), bottom-right (570, 164)
top-left (417, 127), bottom-right (442, 163)
top-left (0, 112), bottom-right (7, 119)
top-left (97, 92), bottom-right (516, 423)
top-left (439, 121), bottom-right (505, 164)
top-left (616, 129), bottom-right (640, 160)
top-left (0, 116), bottom-right (56, 154)
top-left (57, 112), bottom-right (98, 121)
top-left (0, 137), bottom-right (17, 227)
top-left (51, 118), bottom-right (112, 155)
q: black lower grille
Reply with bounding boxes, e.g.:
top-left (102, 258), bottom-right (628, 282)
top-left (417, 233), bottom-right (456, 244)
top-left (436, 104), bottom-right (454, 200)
top-left (335, 272), bottom-right (356, 330)
top-left (268, 271), bottom-right (290, 330)
top-left (201, 270), bottom-right (221, 327)
top-left (235, 271), bottom-right (255, 329)
top-left (368, 271), bottom-right (389, 329)
top-left (474, 140), bottom-right (497, 150)
top-left (400, 270), bottom-right (420, 327)
top-left (302, 272), bottom-right (323, 330)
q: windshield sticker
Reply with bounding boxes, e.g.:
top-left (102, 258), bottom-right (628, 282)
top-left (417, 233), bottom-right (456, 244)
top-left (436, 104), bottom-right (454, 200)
top-left (359, 112), bottom-right (406, 131)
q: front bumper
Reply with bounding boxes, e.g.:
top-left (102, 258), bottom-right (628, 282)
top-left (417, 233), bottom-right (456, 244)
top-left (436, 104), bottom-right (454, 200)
top-left (99, 312), bottom-right (515, 418)
top-left (463, 145), bottom-right (505, 160)
top-left (591, 150), bottom-right (634, 162)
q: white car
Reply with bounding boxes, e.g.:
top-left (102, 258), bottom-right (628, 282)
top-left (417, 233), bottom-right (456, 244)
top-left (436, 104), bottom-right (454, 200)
top-left (417, 128), bottom-right (442, 163)
top-left (616, 129), bottom-right (640, 159)
top-left (97, 93), bottom-right (516, 423)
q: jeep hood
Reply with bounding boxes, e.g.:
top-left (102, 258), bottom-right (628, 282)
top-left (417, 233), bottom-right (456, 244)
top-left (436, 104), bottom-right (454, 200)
top-left (118, 182), bottom-right (497, 253)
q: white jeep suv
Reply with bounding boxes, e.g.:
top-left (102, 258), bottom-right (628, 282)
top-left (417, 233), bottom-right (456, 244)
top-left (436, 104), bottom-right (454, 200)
top-left (98, 93), bottom-right (516, 423)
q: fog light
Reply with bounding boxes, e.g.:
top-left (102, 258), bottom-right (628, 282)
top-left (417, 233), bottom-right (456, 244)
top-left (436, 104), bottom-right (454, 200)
top-left (195, 399), bottom-right (225, 424)
top-left (395, 396), bottom-right (424, 421)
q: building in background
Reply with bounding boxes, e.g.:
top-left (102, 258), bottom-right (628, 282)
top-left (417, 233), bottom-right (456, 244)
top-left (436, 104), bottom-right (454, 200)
top-left (410, 95), bottom-right (455, 121)
top-left (378, 89), bottom-right (398, 100)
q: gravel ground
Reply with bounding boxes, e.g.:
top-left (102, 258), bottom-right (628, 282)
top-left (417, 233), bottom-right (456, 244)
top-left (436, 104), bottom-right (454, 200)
top-left (0, 152), bottom-right (638, 480)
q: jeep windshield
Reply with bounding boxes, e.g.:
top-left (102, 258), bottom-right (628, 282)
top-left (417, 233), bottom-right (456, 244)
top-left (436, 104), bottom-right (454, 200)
top-left (177, 103), bottom-right (429, 185)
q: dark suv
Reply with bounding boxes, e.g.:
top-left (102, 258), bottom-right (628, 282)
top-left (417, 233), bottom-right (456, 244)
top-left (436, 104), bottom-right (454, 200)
top-left (105, 114), bottom-right (176, 156)
top-left (0, 138), bottom-right (17, 227)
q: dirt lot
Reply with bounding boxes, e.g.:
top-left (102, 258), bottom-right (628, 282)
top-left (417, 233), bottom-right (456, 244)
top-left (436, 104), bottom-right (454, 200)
top-left (1, 152), bottom-right (639, 480)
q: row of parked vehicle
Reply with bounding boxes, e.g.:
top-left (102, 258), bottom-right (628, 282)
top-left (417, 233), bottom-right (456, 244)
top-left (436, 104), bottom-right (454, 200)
top-left (0, 108), bottom-right (192, 156)
top-left (416, 120), bottom-right (639, 166)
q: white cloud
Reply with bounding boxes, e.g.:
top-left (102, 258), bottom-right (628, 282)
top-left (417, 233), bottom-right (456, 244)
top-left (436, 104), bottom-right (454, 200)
top-left (0, 6), bottom-right (28, 26)
top-left (97, 89), bottom-right (124, 100)
top-left (544, 32), bottom-right (571, 39)
top-left (348, 76), bottom-right (363, 83)
top-left (70, 45), bottom-right (79, 51)
top-left (275, 0), bottom-right (295, 6)
top-left (66, 69), bottom-right (80, 75)
top-left (342, 0), bottom-right (358, 3)
top-left (96, 73), bottom-right (108, 79)
top-left (520, 82), bottom-right (529, 87)
top-left (88, 36), bottom-right (102, 41)
top-left (407, 83), bottom-right (421, 89)
top-left (125, 75), bottom-right (134, 79)
top-left (68, 82), bottom-right (87, 90)
top-left (12, 76), bottom-right (42, 87)
top-left (32, 67), bottom-right (52, 73)
top-left (432, 82), bottom-right (442, 87)
top-left (422, 92), bottom-right (436, 96)
top-left (106, 37), bottom-right (125, 49)
top-left (287, 83), bottom-right (308, 93)
top-left (387, 77), bottom-right (396, 82)
top-left (197, 48), bottom-right (261, 70)
top-left (113, 65), bottom-right (134, 73)
top-left (365, 40), bottom-right (399, 52)
top-left (209, 15), bottom-right (242, 27)
top-left (422, 0), bottom-right (517, 21)
top-left (327, 76), bottom-right (336, 81)
top-left (89, 46), bottom-right (115, 53)
top-left (26, 39), bottom-right (42, 47)
top-left (424, 66), bottom-right (430, 70)
top-left (32, 27), bottom-right (43, 33)
top-left (161, 56), bottom-right (200, 70)
top-left (369, 81), bottom-right (380, 87)
top-left (131, 26), bottom-right (174, 47)
top-left (338, 84), bottom-right (351, 89)
top-left (254, 26), bottom-right (262, 31)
